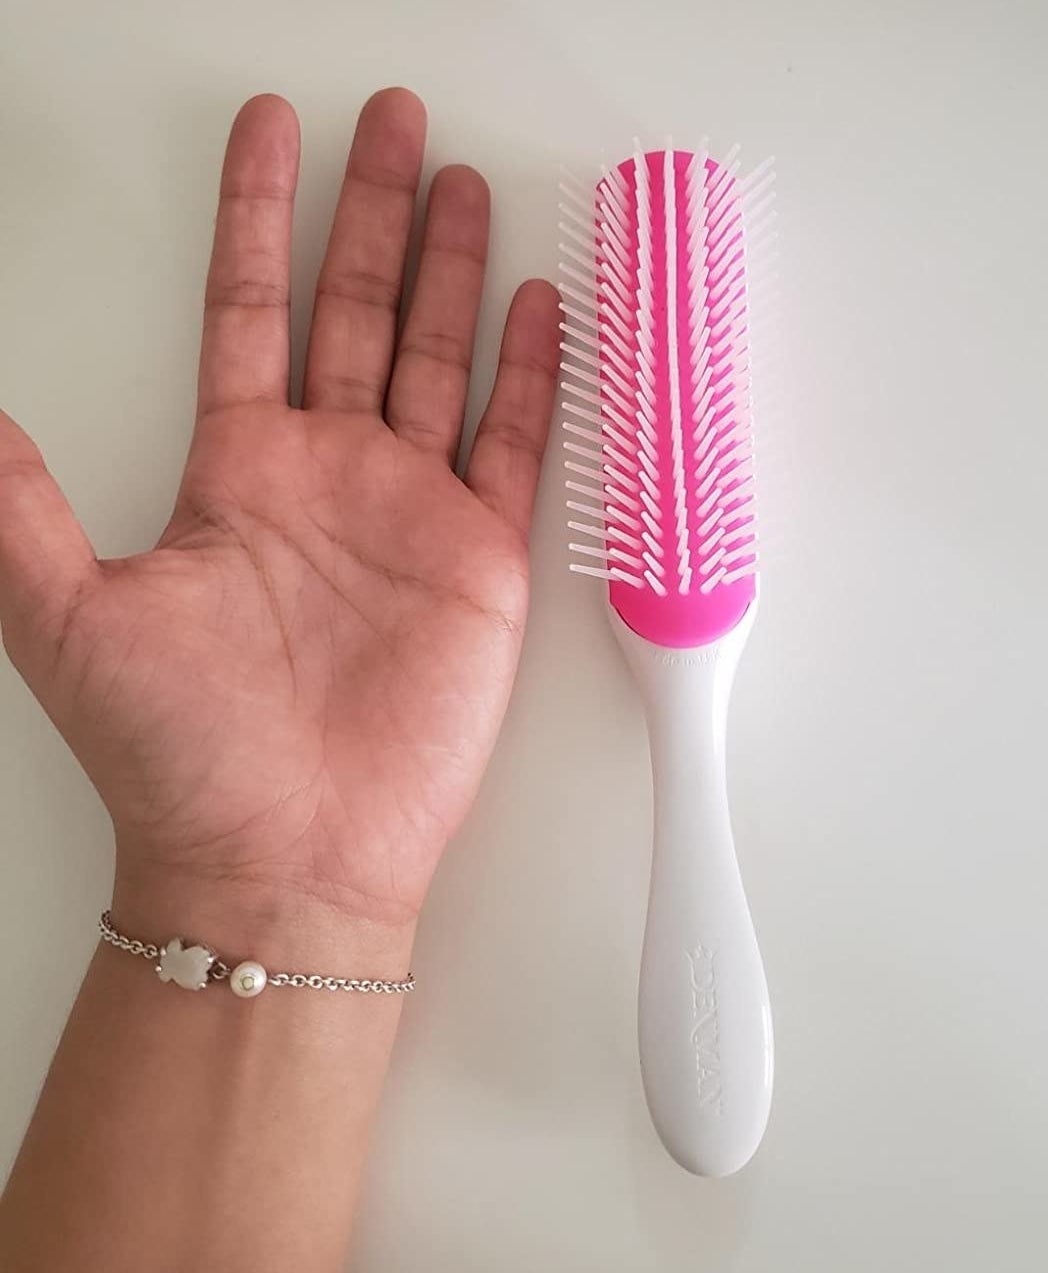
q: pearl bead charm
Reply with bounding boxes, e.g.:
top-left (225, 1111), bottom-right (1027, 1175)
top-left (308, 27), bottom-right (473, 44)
top-left (230, 961), bottom-right (267, 998)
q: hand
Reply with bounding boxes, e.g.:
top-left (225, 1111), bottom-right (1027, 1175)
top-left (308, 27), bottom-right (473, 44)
top-left (0, 90), bottom-right (558, 931)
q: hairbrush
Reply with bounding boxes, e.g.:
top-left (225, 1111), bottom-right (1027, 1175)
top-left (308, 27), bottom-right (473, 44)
top-left (560, 140), bottom-right (776, 1175)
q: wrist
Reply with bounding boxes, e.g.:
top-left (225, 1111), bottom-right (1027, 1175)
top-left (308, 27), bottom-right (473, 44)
top-left (14, 874), bottom-right (417, 1273)
top-left (110, 862), bottom-right (418, 988)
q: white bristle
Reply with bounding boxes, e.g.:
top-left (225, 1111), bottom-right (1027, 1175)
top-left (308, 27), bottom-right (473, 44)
top-left (600, 266), bottom-right (632, 310)
top-left (558, 294), bottom-right (596, 323)
top-left (598, 336), bottom-right (634, 384)
top-left (601, 361), bottom-right (632, 400)
top-left (568, 520), bottom-right (645, 551)
top-left (600, 216), bottom-right (632, 262)
top-left (559, 202), bottom-right (595, 237)
top-left (559, 301), bottom-right (597, 329)
top-left (558, 170), bottom-right (589, 200)
top-left (559, 321), bottom-right (599, 351)
top-left (739, 190), bottom-right (777, 228)
top-left (560, 343), bottom-right (600, 369)
top-left (599, 166), bottom-right (631, 217)
top-left (558, 263), bottom-right (595, 292)
top-left (560, 382), bottom-right (601, 407)
top-left (559, 242), bottom-right (596, 272)
top-left (569, 541), bottom-right (645, 572)
top-left (598, 312), bottom-right (634, 363)
top-left (558, 279), bottom-right (596, 307)
top-left (563, 440), bottom-right (602, 461)
top-left (560, 241), bottom-right (595, 273)
top-left (734, 154), bottom-right (775, 200)
top-left (561, 402), bottom-right (604, 428)
top-left (560, 364), bottom-right (603, 386)
top-left (570, 563), bottom-right (645, 588)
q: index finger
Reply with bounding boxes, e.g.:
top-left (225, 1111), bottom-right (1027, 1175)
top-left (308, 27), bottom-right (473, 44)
top-left (465, 280), bottom-right (559, 540)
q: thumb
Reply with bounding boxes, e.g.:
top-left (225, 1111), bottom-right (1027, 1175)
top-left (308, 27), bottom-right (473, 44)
top-left (0, 408), bottom-right (98, 638)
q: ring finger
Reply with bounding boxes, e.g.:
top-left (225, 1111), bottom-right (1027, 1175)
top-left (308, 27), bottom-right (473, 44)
top-left (385, 164), bottom-right (490, 463)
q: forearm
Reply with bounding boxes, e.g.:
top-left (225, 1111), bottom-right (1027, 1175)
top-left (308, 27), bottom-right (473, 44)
top-left (0, 875), bottom-right (415, 1272)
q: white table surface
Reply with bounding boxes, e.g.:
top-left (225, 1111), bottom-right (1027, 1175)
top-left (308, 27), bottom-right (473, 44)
top-left (2, 1), bottom-right (1046, 1268)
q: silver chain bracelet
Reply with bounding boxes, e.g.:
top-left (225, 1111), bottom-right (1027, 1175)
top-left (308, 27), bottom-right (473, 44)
top-left (99, 910), bottom-right (415, 999)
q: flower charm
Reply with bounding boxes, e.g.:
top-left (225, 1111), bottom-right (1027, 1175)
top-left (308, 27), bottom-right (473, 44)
top-left (156, 937), bottom-right (215, 990)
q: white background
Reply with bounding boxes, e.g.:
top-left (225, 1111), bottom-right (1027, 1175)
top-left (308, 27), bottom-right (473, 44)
top-left (2, 1), bottom-right (1046, 1268)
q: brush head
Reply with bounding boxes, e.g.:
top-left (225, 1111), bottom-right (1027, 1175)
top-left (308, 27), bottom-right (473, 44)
top-left (562, 145), bottom-right (775, 648)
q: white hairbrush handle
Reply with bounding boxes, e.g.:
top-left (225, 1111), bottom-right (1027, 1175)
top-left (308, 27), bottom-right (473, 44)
top-left (610, 605), bottom-right (773, 1176)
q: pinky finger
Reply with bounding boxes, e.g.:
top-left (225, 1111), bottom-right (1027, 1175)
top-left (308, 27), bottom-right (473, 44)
top-left (465, 279), bottom-right (559, 540)
top-left (0, 409), bottom-right (98, 633)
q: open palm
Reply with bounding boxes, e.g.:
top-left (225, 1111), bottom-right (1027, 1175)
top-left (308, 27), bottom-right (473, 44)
top-left (0, 90), bottom-right (558, 927)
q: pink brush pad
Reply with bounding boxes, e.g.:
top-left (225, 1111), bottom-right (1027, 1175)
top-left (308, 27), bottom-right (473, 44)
top-left (600, 151), bottom-right (757, 648)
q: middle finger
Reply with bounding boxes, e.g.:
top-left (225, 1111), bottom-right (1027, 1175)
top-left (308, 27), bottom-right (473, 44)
top-left (302, 87), bottom-right (426, 414)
